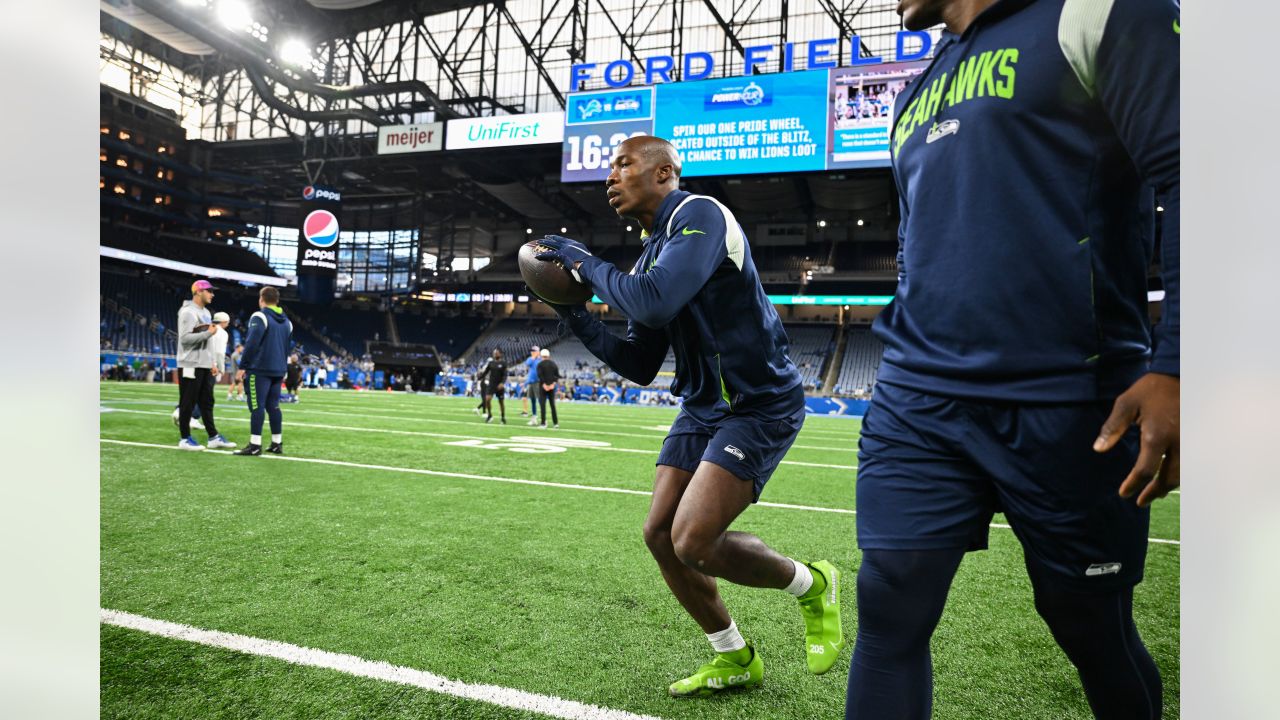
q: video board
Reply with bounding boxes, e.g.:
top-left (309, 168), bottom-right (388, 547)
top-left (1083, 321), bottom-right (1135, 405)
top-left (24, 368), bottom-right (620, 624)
top-left (561, 62), bottom-right (926, 182)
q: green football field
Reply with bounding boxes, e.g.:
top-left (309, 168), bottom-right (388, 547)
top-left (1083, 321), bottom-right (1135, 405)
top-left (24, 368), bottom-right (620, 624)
top-left (99, 381), bottom-right (1180, 719)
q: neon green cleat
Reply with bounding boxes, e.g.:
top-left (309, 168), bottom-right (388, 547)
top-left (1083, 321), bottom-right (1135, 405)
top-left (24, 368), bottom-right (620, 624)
top-left (667, 645), bottom-right (764, 697)
top-left (798, 560), bottom-right (844, 674)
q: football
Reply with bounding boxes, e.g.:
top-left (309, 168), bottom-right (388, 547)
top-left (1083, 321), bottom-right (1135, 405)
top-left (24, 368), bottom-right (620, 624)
top-left (518, 240), bottom-right (594, 305)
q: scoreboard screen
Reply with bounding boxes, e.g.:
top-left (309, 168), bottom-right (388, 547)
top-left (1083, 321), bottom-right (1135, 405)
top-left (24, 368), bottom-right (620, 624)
top-left (560, 62), bottom-right (926, 182)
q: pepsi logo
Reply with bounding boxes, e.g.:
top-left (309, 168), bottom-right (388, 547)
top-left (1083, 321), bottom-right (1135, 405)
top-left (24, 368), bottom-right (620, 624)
top-left (301, 185), bottom-right (341, 201)
top-left (303, 210), bottom-right (340, 248)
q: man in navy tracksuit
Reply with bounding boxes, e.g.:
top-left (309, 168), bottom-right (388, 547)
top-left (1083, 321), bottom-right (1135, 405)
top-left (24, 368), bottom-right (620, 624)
top-left (235, 286), bottom-right (294, 456)
top-left (847, 1), bottom-right (1180, 718)
top-left (536, 136), bottom-right (843, 696)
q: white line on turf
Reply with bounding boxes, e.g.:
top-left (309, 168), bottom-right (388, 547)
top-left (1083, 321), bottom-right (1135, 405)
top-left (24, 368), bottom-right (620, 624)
top-left (105, 408), bottom-right (859, 470)
top-left (99, 392), bottom-right (858, 451)
top-left (100, 608), bottom-right (664, 720)
top-left (98, 439), bottom-right (1181, 546)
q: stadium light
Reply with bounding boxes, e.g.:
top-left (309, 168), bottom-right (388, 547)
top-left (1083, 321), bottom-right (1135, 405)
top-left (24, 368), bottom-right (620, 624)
top-left (856, 218), bottom-right (865, 226)
top-left (560, 227), bottom-right (567, 233)
top-left (1156, 205), bottom-right (1164, 212)
top-left (525, 228), bottom-right (533, 234)
top-left (817, 220), bottom-right (827, 228)
top-left (626, 225), bottom-right (633, 232)
top-left (279, 39), bottom-right (313, 67)
top-left (217, 0), bottom-right (252, 30)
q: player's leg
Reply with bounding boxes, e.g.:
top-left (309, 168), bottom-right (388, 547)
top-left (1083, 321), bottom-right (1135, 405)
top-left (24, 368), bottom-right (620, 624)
top-left (845, 548), bottom-right (965, 720)
top-left (496, 390), bottom-right (506, 422)
top-left (977, 401), bottom-right (1161, 718)
top-left (265, 376), bottom-right (284, 454)
top-left (1027, 566), bottom-right (1161, 719)
top-left (846, 384), bottom-right (994, 718)
top-left (669, 460), bottom-right (792, 588)
top-left (176, 370), bottom-right (201, 448)
top-left (546, 390), bottom-right (558, 427)
top-left (235, 372), bottom-right (267, 455)
top-left (195, 368), bottom-right (226, 446)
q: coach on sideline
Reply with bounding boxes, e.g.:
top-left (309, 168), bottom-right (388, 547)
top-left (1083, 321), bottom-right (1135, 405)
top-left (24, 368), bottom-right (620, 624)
top-left (235, 286), bottom-right (293, 456)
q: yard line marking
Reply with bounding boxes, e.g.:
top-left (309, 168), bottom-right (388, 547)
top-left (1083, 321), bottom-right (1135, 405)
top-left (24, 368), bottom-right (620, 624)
top-left (99, 384), bottom-right (860, 440)
top-left (100, 609), bottom-right (664, 720)
top-left (104, 408), bottom-right (859, 470)
top-left (99, 439), bottom-right (1180, 546)
top-left (99, 390), bottom-right (858, 450)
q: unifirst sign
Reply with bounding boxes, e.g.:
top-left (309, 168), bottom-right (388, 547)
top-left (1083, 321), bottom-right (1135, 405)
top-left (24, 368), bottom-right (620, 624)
top-left (377, 122), bottom-right (444, 154)
top-left (445, 112), bottom-right (565, 150)
top-left (570, 31), bottom-right (934, 89)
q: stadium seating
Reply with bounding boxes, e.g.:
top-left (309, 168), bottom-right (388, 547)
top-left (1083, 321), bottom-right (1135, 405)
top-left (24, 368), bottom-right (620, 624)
top-left (102, 223), bottom-right (279, 278)
top-left (785, 325), bottom-right (837, 391)
top-left (393, 312), bottom-right (489, 357)
top-left (833, 327), bottom-right (885, 396)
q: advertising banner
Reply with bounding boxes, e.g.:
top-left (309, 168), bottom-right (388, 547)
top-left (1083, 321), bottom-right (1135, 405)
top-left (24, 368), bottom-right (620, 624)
top-left (377, 122), bottom-right (444, 154)
top-left (445, 112), bottom-right (564, 150)
top-left (654, 70), bottom-right (829, 177)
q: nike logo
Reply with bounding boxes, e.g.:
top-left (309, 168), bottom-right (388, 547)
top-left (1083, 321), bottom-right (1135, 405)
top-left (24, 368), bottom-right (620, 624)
top-left (681, 228), bottom-right (706, 235)
top-left (1173, 18), bottom-right (1180, 34)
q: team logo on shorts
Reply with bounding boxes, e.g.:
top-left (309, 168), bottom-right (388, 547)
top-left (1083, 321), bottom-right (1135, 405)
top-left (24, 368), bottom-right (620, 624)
top-left (723, 445), bottom-right (746, 461)
top-left (303, 210), bottom-right (340, 248)
top-left (1084, 562), bottom-right (1122, 577)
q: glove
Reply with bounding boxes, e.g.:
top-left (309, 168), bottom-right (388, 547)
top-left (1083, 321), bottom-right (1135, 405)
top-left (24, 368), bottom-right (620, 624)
top-left (535, 235), bottom-right (595, 283)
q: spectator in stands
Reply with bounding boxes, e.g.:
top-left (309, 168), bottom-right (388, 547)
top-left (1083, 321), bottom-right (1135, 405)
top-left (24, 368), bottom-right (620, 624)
top-left (521, 345), bottom-right (541, 422)
top-left (175, 279), bottom-right (235, 451)
top-left (235, 286), bottom-right (293, 456)
top-left (534, 347), bottom-right (560, 429)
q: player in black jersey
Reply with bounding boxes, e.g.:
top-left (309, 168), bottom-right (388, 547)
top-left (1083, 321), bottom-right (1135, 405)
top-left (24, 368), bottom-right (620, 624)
top-left (476, 348), bottom-right (509, 424)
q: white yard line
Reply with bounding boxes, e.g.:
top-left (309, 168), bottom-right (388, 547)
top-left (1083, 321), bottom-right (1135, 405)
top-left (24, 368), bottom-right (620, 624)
top-left (104, 408), bottom-right (859, 470)
top-left (100, 609), bottom-right (664, 720)
top-left (99, 386), bottom-right (860, 446)
top-left (99, 439), bottom-right (1180, 546)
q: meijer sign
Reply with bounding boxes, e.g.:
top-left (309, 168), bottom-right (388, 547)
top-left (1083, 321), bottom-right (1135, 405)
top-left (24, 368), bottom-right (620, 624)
top-left (377, 122), bottom-right (444, 154)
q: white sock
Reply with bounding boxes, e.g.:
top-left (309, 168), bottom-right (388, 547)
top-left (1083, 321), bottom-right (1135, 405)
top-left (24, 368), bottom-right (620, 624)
top-left (271, 434), bottom-right (282, 443)
top-left (705, 620), bottom-right (746, 653)
top-left (783, 558), bottom-right (814, 597)
top-left (250, 434), bottom-right (262, 446)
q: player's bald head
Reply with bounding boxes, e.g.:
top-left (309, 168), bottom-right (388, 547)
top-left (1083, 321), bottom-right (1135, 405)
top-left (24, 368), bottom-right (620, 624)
top-left (620, 135), bottom-right (682, 180)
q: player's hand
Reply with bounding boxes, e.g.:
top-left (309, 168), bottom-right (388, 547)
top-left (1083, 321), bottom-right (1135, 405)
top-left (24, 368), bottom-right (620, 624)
top-left (1093, 372), bottom-right (1180, 507)
top-left (547, 301), bottom-right (587, 320)
top-left (535, 235), bottom-right (593, 279)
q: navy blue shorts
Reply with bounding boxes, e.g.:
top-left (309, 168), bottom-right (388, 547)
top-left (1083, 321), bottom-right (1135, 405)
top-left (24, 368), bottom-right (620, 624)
top-left (856, 382), bottom-right (1150, 592)
top-left (657, 402), bottom-right (806, 501)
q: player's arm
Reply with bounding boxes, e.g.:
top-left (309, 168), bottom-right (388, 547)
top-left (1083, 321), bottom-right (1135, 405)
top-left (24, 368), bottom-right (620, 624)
top-left (240, 315), bottom-right (265, 367)
top-left (1081, 0), bottom-right (1180, 506)
top-left (576, 199), bottom-right (729, 328)
top-left (556, 306), bottom-right (670, 386)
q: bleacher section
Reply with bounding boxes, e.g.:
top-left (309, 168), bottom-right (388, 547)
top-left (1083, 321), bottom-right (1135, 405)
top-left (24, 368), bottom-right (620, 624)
top-left (292, 303), bottom-right (384, 357)
top-left (102, 223), bottom-right (279, 278)
top-left (786, 325), bottom-right (837, 392)
top-left (468, 319), bottom-right (563, 377)
top-left (393, 313), bottom-right (489, 358)
top-left (834, 328), bottom-right (884, 396)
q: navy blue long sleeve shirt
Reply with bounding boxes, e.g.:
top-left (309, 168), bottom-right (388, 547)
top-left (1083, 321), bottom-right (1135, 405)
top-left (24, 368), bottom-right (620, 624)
top-left (877, 0), bottom-right (1179, 402)
top-left (564, 190), bottom-right (802, 422)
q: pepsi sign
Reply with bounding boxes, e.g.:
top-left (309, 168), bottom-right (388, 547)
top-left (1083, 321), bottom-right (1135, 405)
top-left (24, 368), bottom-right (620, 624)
top-left (297, 200), bottom-right (340, 277)
top-left (302, 185), bottom-right (342, 202)
top-left (303, 210), bottom-right (340, 248)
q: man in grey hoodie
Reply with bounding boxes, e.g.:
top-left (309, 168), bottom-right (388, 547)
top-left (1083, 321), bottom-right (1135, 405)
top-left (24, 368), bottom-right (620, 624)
top-left (176, 279), bottom-right (235, 450)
